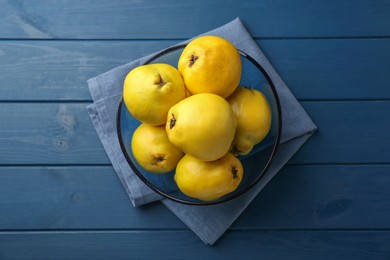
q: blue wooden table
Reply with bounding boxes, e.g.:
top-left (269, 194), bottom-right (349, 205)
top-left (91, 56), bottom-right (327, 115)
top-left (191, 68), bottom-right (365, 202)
top-left (1, 0), bottom-right (390, 259)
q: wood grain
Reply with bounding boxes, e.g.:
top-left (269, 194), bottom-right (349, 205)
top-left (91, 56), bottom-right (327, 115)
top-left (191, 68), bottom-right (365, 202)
top-left (291, 101), bottom-right (390, 164)
top-left (0, 101), bottom-right (389, 165)
top-left (0, 230), bottom-right (389, 259)
top-left (0, 103), bottom-right (109, 164)
top-left (0, 40), bottom-right (178, 101)
top-left (1, 0), bottom-right (389, 256)
top-left (0, 166), bottom-right (184, 230)
top-left (0, 165), bottom-right (389, 230)
top-left (1, 39), bottom-right (390, 101)
top-left (1, 0), bottom-right (389, 39)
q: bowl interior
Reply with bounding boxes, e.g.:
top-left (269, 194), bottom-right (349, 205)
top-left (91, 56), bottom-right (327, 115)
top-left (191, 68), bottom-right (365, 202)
top-left (117, 44), bottom-right (281, 205)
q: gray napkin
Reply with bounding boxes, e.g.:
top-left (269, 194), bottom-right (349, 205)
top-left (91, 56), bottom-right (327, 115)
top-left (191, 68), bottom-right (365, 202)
top-left (87, 18), bottom-right (317, 245)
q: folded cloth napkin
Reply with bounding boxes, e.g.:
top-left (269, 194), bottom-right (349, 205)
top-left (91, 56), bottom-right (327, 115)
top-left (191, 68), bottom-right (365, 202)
top-left (87, 18), bottom-right (317, 245)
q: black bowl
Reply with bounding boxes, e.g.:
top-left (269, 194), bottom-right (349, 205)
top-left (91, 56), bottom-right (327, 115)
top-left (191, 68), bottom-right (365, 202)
top-left (117, 44), bottom-right (282, 205)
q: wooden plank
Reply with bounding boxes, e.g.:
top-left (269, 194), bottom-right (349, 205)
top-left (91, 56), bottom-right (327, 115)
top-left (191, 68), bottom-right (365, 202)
top-left (0, 40), bottom-right (178, 101)
top-left (0, 101), bottom-right (389, 165)
top-left (0, 230), bottom-right (389, 259)
top-left (0, 103), bottom-right (110, 164)
top-left (0, 166), bottom-right (184, 229)
top-left (291, 101), bottom-right (390, 164)
top-left (259, 38), bottom-right (390, 100)
top-left (0, 165), bottom-right (389, 230)
top-left (1, 39), bottom-right (390, 101)
top-left (237, 164), bottom-right (390, 229)
top-left (1, 0), bottom-right (389, 39)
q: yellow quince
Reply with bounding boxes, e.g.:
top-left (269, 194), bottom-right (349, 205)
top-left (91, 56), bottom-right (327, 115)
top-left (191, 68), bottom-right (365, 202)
top-left (131, 123), bottom-right (184, 173)
top-left (166, 93), bottom-right (236, 161)
top-left (178, 35), bottom-right (242, 98)
top-left (123, 63), bottom-right (186, 126)
top-left (227, 87), bottom-right (272, 155)
top-left (175, 153), bottom-right (243, 201)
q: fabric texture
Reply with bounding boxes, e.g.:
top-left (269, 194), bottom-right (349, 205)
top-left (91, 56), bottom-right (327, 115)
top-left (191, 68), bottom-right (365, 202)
top-left (87, 18), bottom-right (317, 245)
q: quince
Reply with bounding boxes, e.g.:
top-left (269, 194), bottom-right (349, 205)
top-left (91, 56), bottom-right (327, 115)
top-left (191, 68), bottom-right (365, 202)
top-left (166, 93), bottom-right (236, 161)
top-left (178, 35), bottom-right (241, 98)
top-left (123, 63), bottom-right (186, 126)
top-left (227, 87), bottom-right (272, 155)
top-left (174, 153), bottom-right (243, 201)
top-left (131, 123), bottom-right (184, 173)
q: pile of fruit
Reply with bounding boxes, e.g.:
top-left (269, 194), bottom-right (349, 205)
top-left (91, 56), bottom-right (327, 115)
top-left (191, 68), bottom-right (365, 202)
top-left (123, 36), bottom-right (271, 201)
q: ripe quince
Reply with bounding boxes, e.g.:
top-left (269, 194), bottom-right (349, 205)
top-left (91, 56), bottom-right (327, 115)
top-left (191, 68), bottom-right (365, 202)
top-left (227, 87), bottom-right (272, 155)
top-left (174, 153), bottom-right (243, 201)
top-left (178, 35), bottom-right (242, 98)
top-left (131, 123), bottom-right (184, 173)
top-left (123, 63), bottom-right (186, 126)
top-left (166, 93), bottom-right (236, 161)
